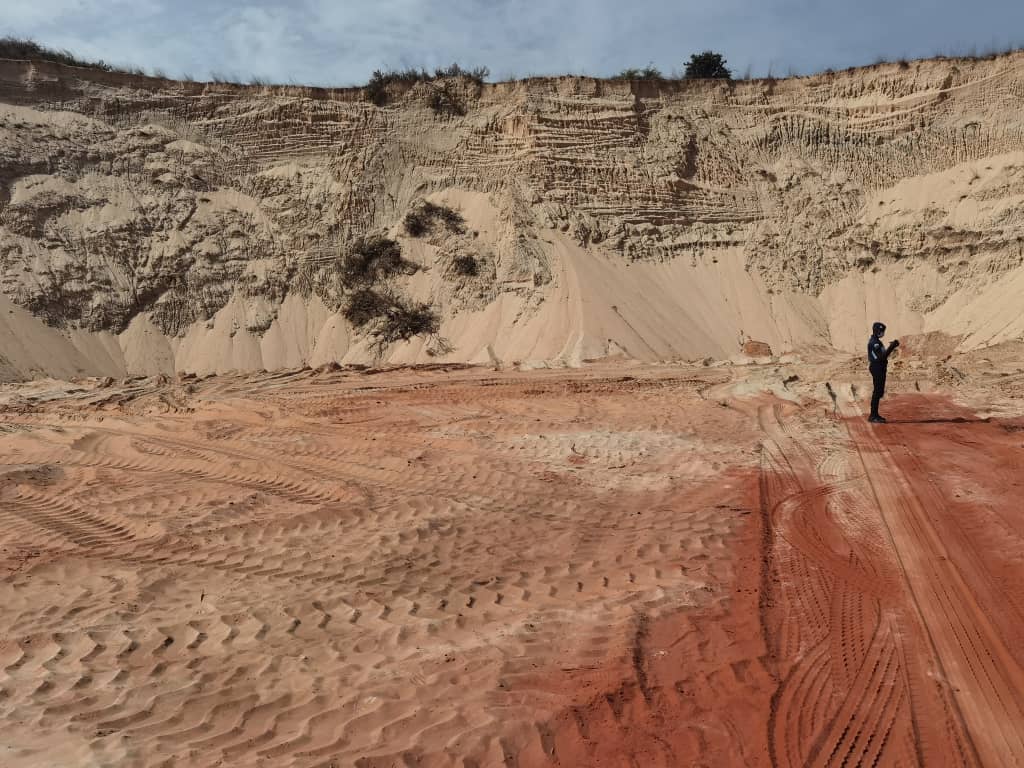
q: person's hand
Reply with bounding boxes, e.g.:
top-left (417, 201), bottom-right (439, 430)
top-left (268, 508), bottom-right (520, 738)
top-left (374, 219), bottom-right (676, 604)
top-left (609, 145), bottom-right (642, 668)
top-left (891, 339), bottom-right (900, 349)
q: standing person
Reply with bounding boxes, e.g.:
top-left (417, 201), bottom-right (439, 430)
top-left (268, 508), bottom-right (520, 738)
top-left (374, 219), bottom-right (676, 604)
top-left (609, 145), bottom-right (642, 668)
top-left (867, 322), bottom-right (899, 423)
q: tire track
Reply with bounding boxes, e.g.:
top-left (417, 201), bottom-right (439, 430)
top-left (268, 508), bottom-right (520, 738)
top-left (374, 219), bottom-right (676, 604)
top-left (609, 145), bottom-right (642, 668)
top-left (842, 397), bottom-right (1024, 766)
top-left (758, 399), bottom-right (977, 767)
top-left (0, 366), bottom-right (758, 767)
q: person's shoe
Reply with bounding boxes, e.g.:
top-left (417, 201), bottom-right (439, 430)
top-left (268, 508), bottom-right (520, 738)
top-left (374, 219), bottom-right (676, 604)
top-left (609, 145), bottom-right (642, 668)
top-left (868, 415), bottom-right (886, 423)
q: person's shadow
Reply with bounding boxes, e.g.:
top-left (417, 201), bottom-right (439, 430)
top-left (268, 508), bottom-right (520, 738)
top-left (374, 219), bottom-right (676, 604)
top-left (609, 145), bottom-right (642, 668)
top-left (885, 417), bottom-right (990, 425)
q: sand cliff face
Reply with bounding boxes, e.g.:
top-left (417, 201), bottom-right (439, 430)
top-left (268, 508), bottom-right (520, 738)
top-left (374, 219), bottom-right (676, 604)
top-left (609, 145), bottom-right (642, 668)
top-left (1, 54), bottom-right (1023, 379)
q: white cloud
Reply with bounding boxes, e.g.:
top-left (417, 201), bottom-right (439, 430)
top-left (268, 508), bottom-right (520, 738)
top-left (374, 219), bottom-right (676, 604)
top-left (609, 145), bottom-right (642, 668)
top-left (218, 5), bottom-right (302, 80)
top-left (4, 0), bottom-right (1023, 85)
top-left (5, 0), bottom-right (161, 32)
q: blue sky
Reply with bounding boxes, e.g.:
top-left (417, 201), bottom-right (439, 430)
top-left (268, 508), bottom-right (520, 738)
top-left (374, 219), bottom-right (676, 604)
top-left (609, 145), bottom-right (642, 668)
top-left (5, 0), bottom-right (1024, 84)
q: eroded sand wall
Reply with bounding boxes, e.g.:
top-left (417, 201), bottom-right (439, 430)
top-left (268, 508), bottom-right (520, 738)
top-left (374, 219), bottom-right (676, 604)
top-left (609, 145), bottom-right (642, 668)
top-left (1, 54), bottom-right (1023, 378)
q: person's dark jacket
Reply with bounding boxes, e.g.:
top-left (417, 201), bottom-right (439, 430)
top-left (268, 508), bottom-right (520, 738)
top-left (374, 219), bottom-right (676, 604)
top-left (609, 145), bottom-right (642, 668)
top-left (867, 335), bottom-right (898, 372)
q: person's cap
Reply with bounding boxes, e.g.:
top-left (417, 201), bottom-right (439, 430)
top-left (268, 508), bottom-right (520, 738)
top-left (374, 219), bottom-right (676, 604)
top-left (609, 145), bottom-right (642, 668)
top-left (872, 321), bottom-right (886, 335)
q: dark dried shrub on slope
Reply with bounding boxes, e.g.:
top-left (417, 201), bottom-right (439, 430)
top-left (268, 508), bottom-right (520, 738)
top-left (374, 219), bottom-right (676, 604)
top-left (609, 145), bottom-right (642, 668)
top-left (451, 255), bottom-right (478, 276)
top-left (340, 236), bottom-right (419, 286)
top-left (403, 202), bottom-right (466, 237)
top-left (429, 82), bottom-right (467, 116)
top-left (337, 237), bottom-right (439, 349)
top-left (342, 288), bottom-right (440, 345)
top-left (342, 287), bottom-right (392, 327)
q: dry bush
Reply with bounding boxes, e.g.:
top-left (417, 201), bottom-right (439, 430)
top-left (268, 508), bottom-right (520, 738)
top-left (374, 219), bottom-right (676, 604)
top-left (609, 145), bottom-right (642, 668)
top-left (403, 202), bottom-right (466, 237)
top-left (452, 255), bottom-right (478, 276)
top-left (343, 288), bottom-right (440, 346)
top-left (339, 236), bottom-right (418, 286)
top-left (337, 236), bottom-right (438, 349)
top-left (429, 82), bottom-right (466, 116)
top-left (342, 287), bottom-right (390, 327)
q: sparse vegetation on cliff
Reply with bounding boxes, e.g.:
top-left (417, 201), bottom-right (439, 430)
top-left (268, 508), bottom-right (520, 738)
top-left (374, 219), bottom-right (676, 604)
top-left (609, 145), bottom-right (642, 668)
top-left (7, 36), bottom-right (1024, 90)
top-left (337, 236), bottom-right (440, 349)
top-left (617, 65), bottom-right (663, 80)
top-left (0, 36), bottom-right (119, 72)
top-left (429, 82), bottom-right (467, 116)
top-left (365, 63), bottom-right (489, 106)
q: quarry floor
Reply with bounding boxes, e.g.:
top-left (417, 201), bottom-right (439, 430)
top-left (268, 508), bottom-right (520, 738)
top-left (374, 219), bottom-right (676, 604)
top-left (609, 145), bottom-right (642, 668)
top-left (1, 359), bottom-right (1023, 767)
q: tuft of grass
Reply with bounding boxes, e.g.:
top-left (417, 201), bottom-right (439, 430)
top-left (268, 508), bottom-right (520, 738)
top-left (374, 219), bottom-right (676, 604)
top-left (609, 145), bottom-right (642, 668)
top-left (403, 202), bottom-right (466, 237)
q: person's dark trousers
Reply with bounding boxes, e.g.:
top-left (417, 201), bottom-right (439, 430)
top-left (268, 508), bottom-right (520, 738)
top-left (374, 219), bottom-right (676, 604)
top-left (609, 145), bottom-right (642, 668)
top-left (870, 366), bottom-right (887, 418)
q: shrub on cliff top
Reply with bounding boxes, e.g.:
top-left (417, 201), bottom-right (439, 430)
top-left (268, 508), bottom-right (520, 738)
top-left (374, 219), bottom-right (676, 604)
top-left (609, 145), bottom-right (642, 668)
top-left (684, 51), bottom-right (732, 79)
top-left (451, 255), bottom-right (479, 277)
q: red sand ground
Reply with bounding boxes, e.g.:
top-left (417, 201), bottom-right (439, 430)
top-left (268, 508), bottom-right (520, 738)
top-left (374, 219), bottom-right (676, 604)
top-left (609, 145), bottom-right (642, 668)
top-left (0, 369), bottom-right (1022, 766)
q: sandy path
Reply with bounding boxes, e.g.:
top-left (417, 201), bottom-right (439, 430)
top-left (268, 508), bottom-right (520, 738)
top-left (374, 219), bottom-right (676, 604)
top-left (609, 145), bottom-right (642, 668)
top-left (758, 389), bottom-right (1024, 767)
top-left (1, 367), bottom-right (1022, 766)
top-left (848, 396), bottom-right (1024, 765)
